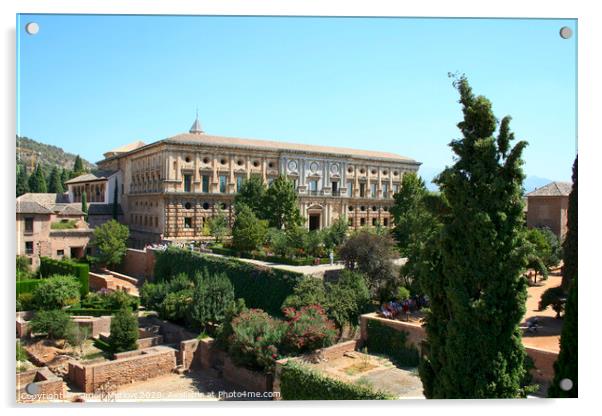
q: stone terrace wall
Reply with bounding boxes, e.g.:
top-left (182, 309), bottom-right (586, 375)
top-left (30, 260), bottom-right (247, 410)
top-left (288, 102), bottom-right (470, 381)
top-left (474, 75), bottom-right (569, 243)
top-left (359, 313), bottom-right (559, 388)
top-left (67, 346), bottom-right (177, 393)
top-left (119, 248), bottom-right (157, 280)
top-left (16, 311), bottom-right (34, 338)
top-left (138, 316), bottom-right (197, 344)
top-left (17, 367), bottom-right (65, 402)
top-left (71, 315), bottom-right (112, 338)
top-left (223, 356), bottom-right (273, 393)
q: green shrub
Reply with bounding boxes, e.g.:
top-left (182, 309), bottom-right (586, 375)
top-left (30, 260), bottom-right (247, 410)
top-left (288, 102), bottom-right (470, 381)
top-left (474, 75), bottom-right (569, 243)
top-left (281, 305), bottom-right (336, 355)
top-left (159, 289), bottom-right (194, 324)
top-left (16, 292), bottom-right (35, 311)
top-left (228, 308), bottom-right (287, 372)
top-left (232, 204), bottom-right (268, 252)
top-left (39, 257), bottom-right (89, 296)
top-left (280, 361), bottom-right (392, 400)
top-left (66, 308), bottom-right (120, 317)
top-left (139, 282), bottom-right (167, 311)
top-left (16, 340), bottom-right (28, 362)
top-left (16, 279), bottom-right (42, 296)
top-left (397, 286), bottom-right (411, 301)
top-left (190, 271), bottom-right (235, 333)
top-left (50, 220), bottom-right (77, 229)
top-left (539, 286), bottom-right (566, 318)
top-left (365, 319), bottom-right (419, 367)
top-left (32, 274), bottom-right (81, 310)
top-left (282, 277), bottom-right (328, 310)
top-left (29, 309), bottom-right (75, 340)
top-left (16, 255), bottom-right (35, 280)
top-left (215, 298), bottom-right (247, 349)
top-left (154, 247), bottom-right (303, 316)
top-left (108, 309), bottom-right (139, 353)
top-left (325, 270), bottom-right (371, 329)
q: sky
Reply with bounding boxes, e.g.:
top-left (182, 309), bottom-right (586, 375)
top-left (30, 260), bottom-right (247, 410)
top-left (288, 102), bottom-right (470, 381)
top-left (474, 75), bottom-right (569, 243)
top-left (16, 14), bottom-right (577, 184)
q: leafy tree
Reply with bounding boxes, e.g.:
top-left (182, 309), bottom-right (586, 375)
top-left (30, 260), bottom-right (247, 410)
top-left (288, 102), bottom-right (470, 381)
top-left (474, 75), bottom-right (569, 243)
top-left (28, 164), bottom-right (47, 193)
top-left (16, 165), bottom-right (29, 196)
top-left (263, 175), bottom-right (302, 229)
top-left (73, 155), bottom-right (85, 175)
top-left (215, 298), bottom-right (247, 349)
top-left (32, 274), bottom-right (81, 310)
top-left (282, 277), bottom-right (328, 310)
top-left (108, 309), bottom-right (139, 353)
top-left (81, 191), bottom-right (88, 221)
top-left (419, 75), bottom-right (530, 398)
top-left (548, 156), bottom-right (578, 397)
top-left (159, 289), bottom-right (194, 324)
top-left (338, 230), bottom-right (398, 301)
top-left (112, 178), bottom-right (119, 220)
top-left (323, 216), bottom-right (349, 251)
top-left (266, 228), bottom-right (291, 257)
top-left (29, 309), bottom-right (75, 342)
top-left (548, 277), bottom-right (577, 397)
top-left (232, 204), bottom-right (268, 252)
top-left (207, 208), bottom-right (229, 243)
top-left (234, 175), bottom-right (267, 217)
top-left (91, 219), bottom-right (129, 267)
top-left (561, 156), bottom-right (577, 290)
top-left (325, 270), bottom-right (371, 329)
top-left (190, 271), bottom-right (235, 333)
top-left (16, 255), bottom-right (33, 280)
top-left (539, 286), bottom-right (565, 318)
top-left (286, 225), bottom-right (309, 256)
top-left (139, 282), bottom-right (167, 311)
top-left (397, 286), bottom-right (411, 301)
top-left (305, 230), bottom-right (324, 257)
top-left (47, 166), bottom-right (64, 194)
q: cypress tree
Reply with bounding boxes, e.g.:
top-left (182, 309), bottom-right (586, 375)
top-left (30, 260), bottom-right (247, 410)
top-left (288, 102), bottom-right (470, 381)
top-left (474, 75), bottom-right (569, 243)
top-left (16, 166), bottom-right (29, 196)
top-left (81, 191), bottom-right (88, 221)
top-left (28, 165), bottom-right (47, 193)
top-left (73, 155), bottom-right (84, 174)
top-left (548, 156), bottom-right (578, 397)
top-left (60, 168), bottom-right (69, 190)
top-left (112, 178), bottom-right (119, 220)
top-left (47, 166), bottom-right (64, 194)
top-left (419, 75), bottom-right (530, 398)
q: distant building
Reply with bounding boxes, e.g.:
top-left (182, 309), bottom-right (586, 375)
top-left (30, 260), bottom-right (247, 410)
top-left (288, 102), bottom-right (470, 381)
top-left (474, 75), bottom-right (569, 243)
top-left (93, 116), bottom-right (421, 247)
top-left (525, 181), bottom-right (571, 239)
top-left (16, 193), bottom-right (93, 268)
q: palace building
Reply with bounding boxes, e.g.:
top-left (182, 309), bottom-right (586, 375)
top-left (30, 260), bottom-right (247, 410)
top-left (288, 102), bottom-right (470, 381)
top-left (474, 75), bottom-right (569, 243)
top-left (87, 116), bottom-right (420, 247)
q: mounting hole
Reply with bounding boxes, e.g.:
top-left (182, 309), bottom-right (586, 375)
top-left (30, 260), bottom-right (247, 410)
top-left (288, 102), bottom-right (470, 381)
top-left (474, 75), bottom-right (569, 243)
top-left (559, 378), bottom-right (573, 391)
top-left (559, 26), bottom-right (573, 39)
top-left (25, 22), bottom-right (39, 35)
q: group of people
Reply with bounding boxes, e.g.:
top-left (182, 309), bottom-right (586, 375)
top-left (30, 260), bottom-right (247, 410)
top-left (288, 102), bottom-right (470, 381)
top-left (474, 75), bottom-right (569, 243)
top-left (379, 295), bottom-right (429, 321)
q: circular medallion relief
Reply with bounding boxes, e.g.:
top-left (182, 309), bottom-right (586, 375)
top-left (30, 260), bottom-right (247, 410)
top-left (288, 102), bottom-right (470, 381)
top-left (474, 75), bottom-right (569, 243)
top-left (310, 161), bottom-right (320, 173)
top-left (288, 160), bottom-right (298, 171)
top-left (330, 163), bottom-right (339, 174)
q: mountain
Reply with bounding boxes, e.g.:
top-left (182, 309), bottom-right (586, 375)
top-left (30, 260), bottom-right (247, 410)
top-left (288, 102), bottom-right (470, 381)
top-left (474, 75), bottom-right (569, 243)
top-left (419, 165), bottom-right (554, 194)
top-left (16, 136), bottom-right (95, 172)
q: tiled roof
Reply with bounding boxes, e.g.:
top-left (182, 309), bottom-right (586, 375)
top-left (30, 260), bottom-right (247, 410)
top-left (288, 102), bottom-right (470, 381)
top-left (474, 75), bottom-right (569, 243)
top-left (65, 170), bottom-right (117, 185)
top-left (50, 204), bottom-right (85, 216)
top-left (163, 132), bottom-right (418, 163)
top-left (526, 182), bottom-right (572, 197)
top-left (16, 201), bottom-right (53, 214)
top-left (88, 204), bottom-right (123, 216)
top-left (17, 193), bottom-right (70, 205)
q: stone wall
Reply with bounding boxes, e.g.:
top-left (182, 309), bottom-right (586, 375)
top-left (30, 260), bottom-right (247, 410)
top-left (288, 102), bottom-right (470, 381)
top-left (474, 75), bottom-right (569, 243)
top-left (17, 367), bottom-right (65, 402)
top-left (71, 315), bottom-right (112, 338)
top-left (359, 313), bottom-right (559, 389)
top-left (138, 315), bottom-right (197, 344)
top-left (67, 346), bottom-right (177, 393)
top-left (223, 356), bottom-right (273, 393)
top-left (119, 248), bottom-right (157, 280)
top-left (16, 311), bottom-right (34, 338)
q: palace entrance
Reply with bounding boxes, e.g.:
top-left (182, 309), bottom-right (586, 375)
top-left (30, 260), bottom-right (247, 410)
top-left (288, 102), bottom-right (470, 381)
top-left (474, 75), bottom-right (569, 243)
top-left (309, 214), bottom-right (321, 231)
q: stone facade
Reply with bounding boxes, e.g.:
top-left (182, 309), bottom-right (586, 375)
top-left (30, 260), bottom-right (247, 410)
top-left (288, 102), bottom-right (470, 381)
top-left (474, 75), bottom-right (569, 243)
top-left (525, 181), bottom-right (571, 239)
top-left (95, 119), bottom-right (420, 247)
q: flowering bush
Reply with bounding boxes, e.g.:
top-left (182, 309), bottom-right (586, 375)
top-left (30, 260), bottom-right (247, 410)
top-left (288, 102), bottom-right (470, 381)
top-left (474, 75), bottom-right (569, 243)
top-left (282, 305), bottom-right (337, 354)
top-left (228, 308), bottom-right (287, 372)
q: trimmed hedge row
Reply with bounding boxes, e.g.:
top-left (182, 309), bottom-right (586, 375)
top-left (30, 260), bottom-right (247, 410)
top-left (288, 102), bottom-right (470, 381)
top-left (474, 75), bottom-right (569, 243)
top-left (280, 361), bottom-right (393, 400)
top-left (16, 279), bottom-right (42, 295)
top-left (39, 257), bottom-right (89, 296)
top-left (365, 319), bottom-right (420, 367)
top-left (66, 308), bottom-right (119, 317)
top-left (210, 246), bottom-right (332, 266)
top-left (154, 247), bottom-right (304, 316)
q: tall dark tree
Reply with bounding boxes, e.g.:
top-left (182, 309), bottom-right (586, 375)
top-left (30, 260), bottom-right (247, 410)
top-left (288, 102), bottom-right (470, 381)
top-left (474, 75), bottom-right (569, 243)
top-left (73, 155), bottom-right (84, 174)
top-left (419, 75), bottom-right (530, 398)
top-left (112, 178), bottom-right (119, 220)
top-left (263, 175), bottom-right (302, 229)
top-left (561, 156), bottom-right (577, 290)
top-left (47, 166), bottom-right (64, 194)
top-left (16, 165), bottom-right (29, 196)
top-left (81, 191), bottom-right (88, 221)
top-left (234, 175), bottom-right (267, 217)
top-left (28, 164), bottom-right (47, 193)
top-left (60, 168), bottom-right (70, 190)
top-left (548, 156), bottom-right (578, 398)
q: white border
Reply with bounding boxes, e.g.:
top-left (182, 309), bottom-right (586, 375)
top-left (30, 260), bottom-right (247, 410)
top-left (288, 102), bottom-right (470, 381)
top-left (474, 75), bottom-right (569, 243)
top-left (2, 1), bottom-right (600, 415)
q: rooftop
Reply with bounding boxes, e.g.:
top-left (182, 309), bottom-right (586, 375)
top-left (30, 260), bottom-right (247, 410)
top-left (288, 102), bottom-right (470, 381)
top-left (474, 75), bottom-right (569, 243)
top-left (65, 170), bottom-right (118, 185)
top-left (16, 193), bottom-right (85, 216)
top-left (526, 181), bottom-right (572, 197)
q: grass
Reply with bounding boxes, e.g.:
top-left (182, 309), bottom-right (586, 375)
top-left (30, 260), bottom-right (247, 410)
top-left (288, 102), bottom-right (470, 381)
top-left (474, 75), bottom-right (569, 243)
top-left (81, 351), bottom-right (106, 361)
top-left (16, 341), bottom-right (28, 362)
top-left (50, 220), bottom-right (77, 230)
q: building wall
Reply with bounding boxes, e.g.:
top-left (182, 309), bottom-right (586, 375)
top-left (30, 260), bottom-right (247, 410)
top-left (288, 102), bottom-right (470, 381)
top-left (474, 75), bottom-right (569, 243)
top-left (97, 142), bottom-right (418, 246)
top-left (526, 196), bottom-right (569, 238)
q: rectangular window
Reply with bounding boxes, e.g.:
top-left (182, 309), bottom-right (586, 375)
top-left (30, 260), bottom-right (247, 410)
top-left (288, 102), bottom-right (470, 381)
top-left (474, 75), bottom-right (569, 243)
top-left (309, 180), bottom-right (318, 192)
top-left (57, 249), bottom-right (64, 257)
top-left (292, 178), bottom-right (298, 189)
top-left (359, 183), bottom-right (366, 198)
top-left (219, 175), bottom-right (228, 193)
top-left (332, 181), bottom-right (338, 194)
top-left (348, 217), bottom-right (353, 227)
top-left (24, 217), bottom-right (34, 233)
top-left (372, 218), bottom-right (378, 226)
top-left (383, 218), bottom-right (389, 227)
top-left (383, 183), bottom-right (389, 198)
top-left (25, 241), bottom-right (34, 255)
top-left (184, 217), bottom-right (192, 228)
top-left (202, 175), bottom-right (210, 193)
top-left (360, 218), bottom-right (366, 226)
top-left (236, 176), bottom-right (244, 192)
top-left (347, 181), bottom-right (353, 197)
top-left (370, 183), bottom-right (377, 198)
top-left (183, 174), bottom-right (192, 192)
top-left (393, 184), bottom-right (400, 194)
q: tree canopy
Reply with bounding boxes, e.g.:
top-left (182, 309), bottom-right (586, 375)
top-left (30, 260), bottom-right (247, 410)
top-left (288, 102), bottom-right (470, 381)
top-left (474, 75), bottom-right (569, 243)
top-left (91, 219), bottom-right (130, 267)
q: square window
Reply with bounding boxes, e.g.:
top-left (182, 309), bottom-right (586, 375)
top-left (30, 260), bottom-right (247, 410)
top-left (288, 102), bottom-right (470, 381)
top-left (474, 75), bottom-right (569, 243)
top-left (25, 241), bottom-right (34, 255)
top-left (24, 217), bottom-right (34, 233)
top-left (184, 217), bottom-right (192, 228)
top-left (57, 249), bottom-right (64, 256)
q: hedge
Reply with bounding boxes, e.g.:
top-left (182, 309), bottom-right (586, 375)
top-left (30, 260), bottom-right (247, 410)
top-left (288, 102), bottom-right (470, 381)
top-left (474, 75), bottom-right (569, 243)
top-left (210, 246), bottom-right (332, 266)
top-left (154, 247), bottom-right (304, 316)
top-left (39, 257), bottom-right (89, 297)
top-left (365, 319), bottom-right (420, 367)
top-left (280, 361), bottom-right (393, 400)
top-left (16, 279), bottom-right (42, 295)
top-left (66, 308), bottom-right (120, 317)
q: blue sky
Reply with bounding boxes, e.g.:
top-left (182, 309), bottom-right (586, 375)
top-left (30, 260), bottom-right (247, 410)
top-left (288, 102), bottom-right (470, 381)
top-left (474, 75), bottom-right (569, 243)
top-left (17, 15), bottom-right (577, 184)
